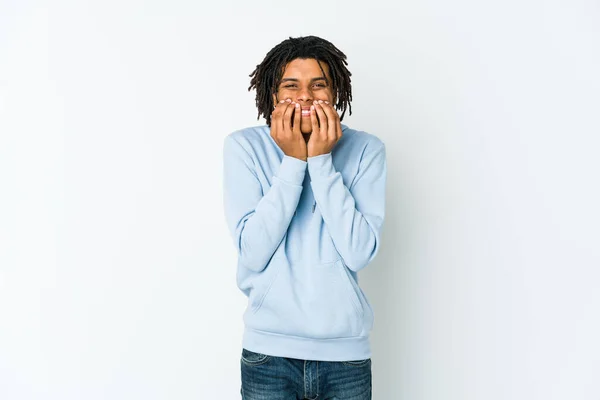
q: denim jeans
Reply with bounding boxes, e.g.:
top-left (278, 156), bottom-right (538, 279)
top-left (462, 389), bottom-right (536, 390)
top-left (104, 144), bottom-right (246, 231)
top-left (240, 348), bottom-right (372, 400)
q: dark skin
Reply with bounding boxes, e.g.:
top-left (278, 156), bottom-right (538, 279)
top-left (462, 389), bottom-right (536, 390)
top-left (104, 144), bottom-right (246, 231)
top-left (269, 58), bottom-right (343, 162)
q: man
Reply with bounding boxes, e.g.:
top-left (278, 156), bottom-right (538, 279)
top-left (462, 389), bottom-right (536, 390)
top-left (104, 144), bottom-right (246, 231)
top-left (223, 35), bottom-right (386, 399)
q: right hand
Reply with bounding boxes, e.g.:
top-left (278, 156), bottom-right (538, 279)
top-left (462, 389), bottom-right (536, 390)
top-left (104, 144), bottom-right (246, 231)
top-left (270, 98), bottom-right (307, 161)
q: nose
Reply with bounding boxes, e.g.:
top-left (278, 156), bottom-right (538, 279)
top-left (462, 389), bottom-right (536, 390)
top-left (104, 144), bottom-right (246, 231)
top-left (296, 86), bottom-right (313, 103)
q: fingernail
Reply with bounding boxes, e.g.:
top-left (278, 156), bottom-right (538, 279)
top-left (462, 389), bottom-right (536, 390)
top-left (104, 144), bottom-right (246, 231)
top-left (286, 98), bottom-right (291, 102)
top-left (280, 100), bottom-right (285, 103)
top-left (295, 103), bottom-right (300, 108)
top-left (310, 105), bottom-right (315, 110)
top-left (318, 100), bottom-right (323, 104)
top-left (324, 101), bottom-right (329, 104)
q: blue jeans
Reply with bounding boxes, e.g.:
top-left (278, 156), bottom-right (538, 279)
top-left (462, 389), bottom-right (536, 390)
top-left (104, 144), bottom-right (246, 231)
top-left (240, 348), bottom-right (372, 400)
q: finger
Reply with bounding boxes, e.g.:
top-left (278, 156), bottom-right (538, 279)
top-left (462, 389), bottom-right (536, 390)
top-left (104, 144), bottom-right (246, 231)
top-left (282, 100), bottom-right (295, 133)
top-left (324, 101), bottom-right (342, 139)
top-left (273, 99), bottom-right (291, 113)
top-left (313, 101), bottom-right (328, 137)
top-left (292, 102), bottom-right (301, 135)
top-left (310, 105), bottom-right (319, 134)
top-left (275, 99), bottom-right (293, 132)
top-left (271, 99), bottom-right (288, 133)
top-left (320, 101), bottom-right (340, 142)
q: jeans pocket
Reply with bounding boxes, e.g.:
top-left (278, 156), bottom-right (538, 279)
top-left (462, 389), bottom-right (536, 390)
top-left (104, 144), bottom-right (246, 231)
top-left (241, 348), bottom-right (271, 366)
top-left (342, 358), bottom-right (371, 367)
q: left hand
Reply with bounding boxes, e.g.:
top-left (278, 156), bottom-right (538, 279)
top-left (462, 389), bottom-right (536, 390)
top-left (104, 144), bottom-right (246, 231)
top-left (307, 100), bottom-right (343, 157)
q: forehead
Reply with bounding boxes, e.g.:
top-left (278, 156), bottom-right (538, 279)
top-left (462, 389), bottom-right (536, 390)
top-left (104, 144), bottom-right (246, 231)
top-left (281, 58), bottom-right (331, 78)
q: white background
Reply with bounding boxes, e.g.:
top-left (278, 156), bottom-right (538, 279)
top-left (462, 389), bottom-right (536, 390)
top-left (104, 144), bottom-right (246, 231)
top-left (1, 0), bottom-right (599, 399)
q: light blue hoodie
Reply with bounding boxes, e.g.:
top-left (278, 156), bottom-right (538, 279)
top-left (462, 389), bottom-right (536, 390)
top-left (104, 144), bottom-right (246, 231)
top-left (223, 123), bottom-right (386, 362)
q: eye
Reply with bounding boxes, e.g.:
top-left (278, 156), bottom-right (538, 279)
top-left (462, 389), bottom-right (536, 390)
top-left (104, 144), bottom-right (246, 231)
top-left (283, 84), bottom-right (297, 88)
top-left (314, 83), bottom-right (326, 87)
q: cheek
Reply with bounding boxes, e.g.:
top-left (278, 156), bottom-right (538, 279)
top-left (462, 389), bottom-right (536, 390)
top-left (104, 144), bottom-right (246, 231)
top-left (277, 90), bottom-right (292, 99)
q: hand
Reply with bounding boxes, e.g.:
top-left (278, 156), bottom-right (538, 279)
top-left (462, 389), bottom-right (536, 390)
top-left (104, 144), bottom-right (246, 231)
top-left (270, 98), bottom-right (307, 161)
top-left (307, 100), bottom-right (342, 157)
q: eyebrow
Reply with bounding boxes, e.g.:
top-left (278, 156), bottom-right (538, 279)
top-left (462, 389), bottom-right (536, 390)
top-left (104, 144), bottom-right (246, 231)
top-left (280, 77), bottom-right (328, 84)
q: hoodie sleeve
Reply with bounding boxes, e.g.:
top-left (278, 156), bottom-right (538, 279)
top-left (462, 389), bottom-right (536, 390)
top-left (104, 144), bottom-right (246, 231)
top-left (223, 135), bottom-right (307, 272)
top-left (307, 142), bottom-right (386, 272)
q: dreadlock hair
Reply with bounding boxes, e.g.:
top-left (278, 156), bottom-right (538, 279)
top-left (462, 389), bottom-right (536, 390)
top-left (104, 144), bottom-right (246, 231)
top-left (248, 36), bottom-right (353, 127)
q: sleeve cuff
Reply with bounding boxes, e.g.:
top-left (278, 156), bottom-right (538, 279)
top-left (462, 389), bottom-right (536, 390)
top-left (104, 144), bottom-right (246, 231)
top-left (307, 152), bottom-right (335, 178)
top-left (276, 155), bottom-right (307, 186)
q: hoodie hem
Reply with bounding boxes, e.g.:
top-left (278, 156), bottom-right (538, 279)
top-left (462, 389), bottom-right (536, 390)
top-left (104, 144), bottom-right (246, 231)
top-left (242, 327), bottom-right (371, 362)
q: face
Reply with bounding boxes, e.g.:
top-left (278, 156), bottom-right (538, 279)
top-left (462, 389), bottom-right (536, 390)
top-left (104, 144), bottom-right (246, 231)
top-left (273, 58), bottom-right (336, 135)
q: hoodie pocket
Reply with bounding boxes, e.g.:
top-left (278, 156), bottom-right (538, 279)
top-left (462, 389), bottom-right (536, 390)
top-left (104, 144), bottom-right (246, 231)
top-left (249, 263), bottom-right (280, 314)
top-left (247, 259), bottom-right (364, 339)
